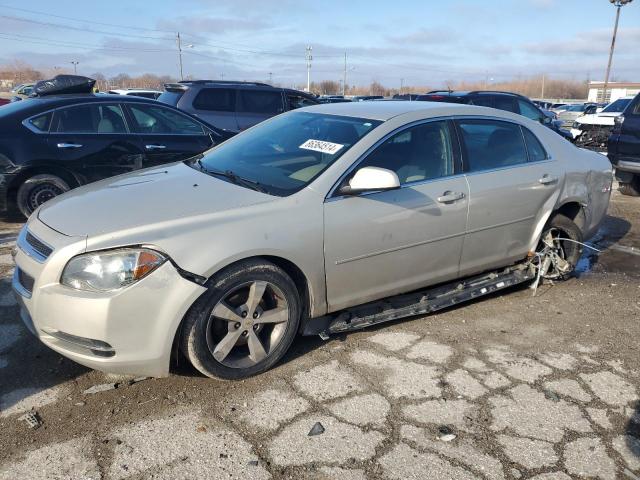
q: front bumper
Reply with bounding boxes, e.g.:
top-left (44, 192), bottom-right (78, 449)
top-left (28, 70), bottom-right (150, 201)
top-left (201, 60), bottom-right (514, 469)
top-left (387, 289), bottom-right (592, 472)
top-left (12, 219), bottom-right (207, 377)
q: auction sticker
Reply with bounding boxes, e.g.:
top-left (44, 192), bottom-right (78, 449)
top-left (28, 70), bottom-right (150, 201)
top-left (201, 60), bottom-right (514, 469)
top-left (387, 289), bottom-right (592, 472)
top-left (299, 139), bottom-right (344, 155)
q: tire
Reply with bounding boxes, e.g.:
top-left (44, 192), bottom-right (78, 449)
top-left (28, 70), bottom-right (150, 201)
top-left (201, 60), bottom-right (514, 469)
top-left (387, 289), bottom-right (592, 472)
top-left (181, 259), bottom-right (301, 380)
top-left (619, 176), bottom-right (640, 197)
top-left (16, 174), bottom-right (70, 218)
top-left (536, 214), bottom-right (584, 280)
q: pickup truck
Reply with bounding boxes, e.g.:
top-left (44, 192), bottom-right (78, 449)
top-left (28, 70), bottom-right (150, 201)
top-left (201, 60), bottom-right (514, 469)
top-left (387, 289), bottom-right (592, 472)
top-left (608, 93), bottom-right (640, 196)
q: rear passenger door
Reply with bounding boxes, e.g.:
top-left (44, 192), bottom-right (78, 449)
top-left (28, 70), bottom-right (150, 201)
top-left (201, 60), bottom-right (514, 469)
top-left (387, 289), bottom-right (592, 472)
top-left (125, 103), bottom-right (214, 167)
top-left (190, 88), bottom-right (238, 132)
top-left (236, 89), bottom-right (285, 131)
top-left (49, 103), bottom-right (145, 183)
top-left (456, 118), bottom-right (562, 276)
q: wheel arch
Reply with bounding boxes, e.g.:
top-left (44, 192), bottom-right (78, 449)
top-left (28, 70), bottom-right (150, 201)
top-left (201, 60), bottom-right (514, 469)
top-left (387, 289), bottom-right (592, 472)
top-left (7, 165), bottom-right (82, 209)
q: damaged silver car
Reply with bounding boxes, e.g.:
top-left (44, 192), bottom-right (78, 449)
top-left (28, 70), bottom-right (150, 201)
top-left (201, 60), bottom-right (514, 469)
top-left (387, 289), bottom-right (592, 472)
top-left (13, 101), bottom-right (612, 379)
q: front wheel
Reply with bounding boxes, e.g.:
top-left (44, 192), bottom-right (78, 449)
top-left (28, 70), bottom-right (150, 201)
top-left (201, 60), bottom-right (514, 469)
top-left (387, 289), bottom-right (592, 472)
top-left (16, 174), bottom-right (70, 218)
top-left (534, 214), bottom-right (584, 280)
top-left (181, 259), bottom-right (301, 380)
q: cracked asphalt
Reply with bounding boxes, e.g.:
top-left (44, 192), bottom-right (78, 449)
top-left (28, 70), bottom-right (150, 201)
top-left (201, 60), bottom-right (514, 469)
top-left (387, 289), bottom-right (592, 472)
top-left (1, 188), bottom-right (639, 479)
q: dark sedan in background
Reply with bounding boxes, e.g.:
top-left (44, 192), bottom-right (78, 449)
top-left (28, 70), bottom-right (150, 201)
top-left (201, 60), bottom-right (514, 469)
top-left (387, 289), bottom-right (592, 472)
top-left (0, 94), bottom-right (231, 217)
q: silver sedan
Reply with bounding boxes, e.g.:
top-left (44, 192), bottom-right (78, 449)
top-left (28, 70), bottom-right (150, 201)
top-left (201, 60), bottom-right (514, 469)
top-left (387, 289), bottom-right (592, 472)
top-left (13, 101), bottom-right (612, 379)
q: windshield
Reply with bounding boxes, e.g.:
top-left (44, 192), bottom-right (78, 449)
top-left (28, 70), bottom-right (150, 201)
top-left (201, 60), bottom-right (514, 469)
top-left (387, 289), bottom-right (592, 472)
top-left (197, 111), bottom-right (381, 196)
top-left (566, 104), bottom-right (587, 112)
top-left (602, 98), bottom-right (631, 113)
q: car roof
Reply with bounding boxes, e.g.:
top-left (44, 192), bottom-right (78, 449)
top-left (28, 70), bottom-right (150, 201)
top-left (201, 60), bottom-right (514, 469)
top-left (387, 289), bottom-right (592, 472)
top-left (0, 93), bottom-right (163, 118)
top-left (301, 100), bottom-right (484, 121)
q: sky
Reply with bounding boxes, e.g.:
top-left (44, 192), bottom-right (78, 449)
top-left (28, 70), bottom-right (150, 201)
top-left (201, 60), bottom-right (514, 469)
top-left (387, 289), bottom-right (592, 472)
top-left (0, 0), bottom-right (639, 88)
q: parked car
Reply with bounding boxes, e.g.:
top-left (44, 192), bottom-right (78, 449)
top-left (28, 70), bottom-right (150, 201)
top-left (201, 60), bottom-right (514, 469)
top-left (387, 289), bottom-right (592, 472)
top-left (392, 94), bottom-right (421, 100)
top-left (571, 97), bottom-right (634, 151)
top-left (317, 97), bottom-right (352, 104)
top-left (13, 101), bottom-right (612, 379)
top-left (0, 94), bottom-right (231, 218)
top-left (556, 103), bottom-right (597, 128)
top-left (351, 95), bottom-right (384, 102)
top-left (10, 82), bottom-right (35, 100)
top-left (108, 88), bottom-right (163, 99)
top-left (608, 93), bottom-right (640, 196)
top-left (416, 90), bottom-right (573, 140)
top-left (158, 80), bottom-right (319, 134)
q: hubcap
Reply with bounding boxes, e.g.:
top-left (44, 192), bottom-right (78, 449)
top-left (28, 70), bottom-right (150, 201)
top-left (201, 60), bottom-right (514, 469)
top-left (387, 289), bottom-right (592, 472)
top-left (27, 183), bottom-right (65, 212)
top-left (206, 280), bottom-right (289, 368)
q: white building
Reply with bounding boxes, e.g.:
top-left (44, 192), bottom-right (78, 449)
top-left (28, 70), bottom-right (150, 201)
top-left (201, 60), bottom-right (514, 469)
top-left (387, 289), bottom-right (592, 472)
top-left (587, 81), bottom-right (640, 103)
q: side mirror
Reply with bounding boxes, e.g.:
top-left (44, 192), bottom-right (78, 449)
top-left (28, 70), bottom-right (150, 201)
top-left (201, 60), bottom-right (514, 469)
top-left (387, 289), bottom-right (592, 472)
top-left (338, 166), bottom-right (400, 195)
top-left (542, 115), bottom-right (552, 125)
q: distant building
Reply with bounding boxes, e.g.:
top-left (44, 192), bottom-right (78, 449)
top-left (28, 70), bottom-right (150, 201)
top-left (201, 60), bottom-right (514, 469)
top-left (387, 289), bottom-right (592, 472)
top-left (588, 81), bottom-right (640, 104)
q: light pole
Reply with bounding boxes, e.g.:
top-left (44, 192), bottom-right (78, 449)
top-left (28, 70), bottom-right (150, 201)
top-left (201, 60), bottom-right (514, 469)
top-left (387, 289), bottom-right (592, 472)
top-left (603, 0), bottom-right (633, 101)
top-left (305, 46), bottom-right (312, 92)
top-left (176, 32), bottom-right (194, 80)
top-left (70, 61), bottom-right (79, 75)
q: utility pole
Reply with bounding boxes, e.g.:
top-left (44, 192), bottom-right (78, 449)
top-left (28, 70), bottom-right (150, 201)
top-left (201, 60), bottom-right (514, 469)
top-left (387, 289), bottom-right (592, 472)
top-left (604, 0), bottom-right (633, 102)
top-left (176, 32), bottom-right (184, 80)
top-left (269, 72), bottom-right (273, 84)
top-left (220, 72), bottom-right (225, 80)
top-left (305, 46), bottom-right (312, 92)
top-left (541, 73), bottom-right (546, 99)
top-left (70, 61), bottom-right (79, 75)
top-left (400, 78), bottom-right (404, 95)
top-left (343, 52), bottom-right (347, 96)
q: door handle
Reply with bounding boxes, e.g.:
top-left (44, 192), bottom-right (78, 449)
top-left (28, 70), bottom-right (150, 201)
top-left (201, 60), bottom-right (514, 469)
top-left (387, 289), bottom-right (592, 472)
top-left (57, 142), bottom-right (83, 149)
top-left (437, 191), bottom-right (465, 203)
top-left (538, 175), bottom-right (558, 185)
top-left (145, 144), bottom-right (167, 150)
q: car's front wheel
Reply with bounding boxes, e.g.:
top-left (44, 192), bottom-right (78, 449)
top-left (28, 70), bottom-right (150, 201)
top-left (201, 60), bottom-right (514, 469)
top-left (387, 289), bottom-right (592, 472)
top-left (16, 174), bottom-right (70, 218)
top-left (181, 259), bottom-right (301, 380)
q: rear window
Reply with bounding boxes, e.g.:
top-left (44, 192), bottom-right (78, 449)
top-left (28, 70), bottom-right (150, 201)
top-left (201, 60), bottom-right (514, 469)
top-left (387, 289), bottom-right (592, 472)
top-left (522, 128), bottom-right (548, 162)
top-left (157, 91), bottom-right (184, 107)
top-left (192, 88), bottom-right (236, 112)
top-left (26, 112), bottom-right (52, 132)
top-left (238, 90), bottom-right (284, 114)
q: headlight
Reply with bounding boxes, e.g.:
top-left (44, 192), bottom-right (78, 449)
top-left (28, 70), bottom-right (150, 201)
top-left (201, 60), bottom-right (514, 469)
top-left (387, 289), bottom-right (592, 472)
top-left (61, 248), bottom-right (166, 292)
top-left (573, 122), bottom-right (581, 129)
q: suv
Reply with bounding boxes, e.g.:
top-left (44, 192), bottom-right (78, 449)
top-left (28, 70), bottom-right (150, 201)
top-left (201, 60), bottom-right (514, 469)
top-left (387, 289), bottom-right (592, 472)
top-left (158, 81), bottom-right (319, 134)
top-left (608, 93), bottom-right (640, 196)
top-left (417, 90), bottom-right (573, 140)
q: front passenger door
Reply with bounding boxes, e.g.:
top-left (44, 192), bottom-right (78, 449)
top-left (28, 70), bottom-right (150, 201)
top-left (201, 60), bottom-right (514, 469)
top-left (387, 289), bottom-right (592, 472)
top-left (323, 120), bottom-right (469, 312)
top-left (125, 103), bottom-right (214, 167)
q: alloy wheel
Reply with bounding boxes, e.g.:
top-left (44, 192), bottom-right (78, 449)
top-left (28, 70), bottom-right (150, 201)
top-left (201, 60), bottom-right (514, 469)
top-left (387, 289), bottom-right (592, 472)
top-left (205, 280), bottom-right (290, 368)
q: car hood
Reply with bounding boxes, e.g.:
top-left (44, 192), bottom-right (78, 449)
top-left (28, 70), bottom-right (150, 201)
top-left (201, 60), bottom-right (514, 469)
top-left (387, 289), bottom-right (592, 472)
top-left (37, 162), bottom-right (275, 238)
top-left (575, 113), bottom-right (619, 126)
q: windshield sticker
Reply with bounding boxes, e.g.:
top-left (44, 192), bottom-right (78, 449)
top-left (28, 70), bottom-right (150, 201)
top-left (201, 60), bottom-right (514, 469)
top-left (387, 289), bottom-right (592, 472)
top-left (299, 139), bottom-right (344, 155)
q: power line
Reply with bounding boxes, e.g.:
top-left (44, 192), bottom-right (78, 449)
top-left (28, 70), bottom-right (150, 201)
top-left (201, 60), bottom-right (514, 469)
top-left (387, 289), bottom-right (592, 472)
top-left (0, 3), bottom-right (175, 33)
top-left (0, 33), bottom-right (171, 52)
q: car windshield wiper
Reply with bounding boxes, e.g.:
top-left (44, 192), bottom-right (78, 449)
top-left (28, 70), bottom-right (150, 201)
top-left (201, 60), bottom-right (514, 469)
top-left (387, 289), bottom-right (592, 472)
top-left (197, 163), bottom-right (269, 194)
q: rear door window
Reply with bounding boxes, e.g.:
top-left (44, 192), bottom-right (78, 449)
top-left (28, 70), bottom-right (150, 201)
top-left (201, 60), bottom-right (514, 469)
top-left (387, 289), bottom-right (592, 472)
top-left (192, 88), bottom-right (236, 112)
top-left (26, 112), bottom-right (53, 132)
top-left (470, 96), bottom-right (494, 108)
top-left (238, 90), bottom-right (284, 114)
top-left (457, 119), bottom-right (528, 171)
top-left (493, 96), bottom-right (518, 113)
top-left (53, 104), bottom-right (128, 133)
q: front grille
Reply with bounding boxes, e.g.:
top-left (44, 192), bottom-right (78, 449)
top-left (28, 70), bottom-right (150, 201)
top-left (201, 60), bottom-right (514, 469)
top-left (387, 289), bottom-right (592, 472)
top-left (17, 268), bottom-right (35, 294)
top-left (25, 232), bottom-right (53, 260)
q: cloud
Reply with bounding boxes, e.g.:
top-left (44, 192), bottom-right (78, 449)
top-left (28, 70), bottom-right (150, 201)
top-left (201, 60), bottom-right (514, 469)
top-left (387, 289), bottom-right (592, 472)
top-left (386, 28), bottom-right (457, 45)
top-left (157, 15), bottom-right (272, 34)
top-left (523, 27), bottom-right (640, 57)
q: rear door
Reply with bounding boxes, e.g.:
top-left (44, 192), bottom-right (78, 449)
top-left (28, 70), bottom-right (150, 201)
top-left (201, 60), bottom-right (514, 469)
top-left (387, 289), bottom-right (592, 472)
top-left (324, 119), bottom-right (469, 312)
top-left (124, 102), bottom-right (214, 167)
top-left (456, 118), bottom-right (562, 276)
top-left (236, 88), bottom-right (285, 131)
top-left (49, 102), bottom-right (145, 183)
top-left (190, 87), bottom-right (238, 132)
